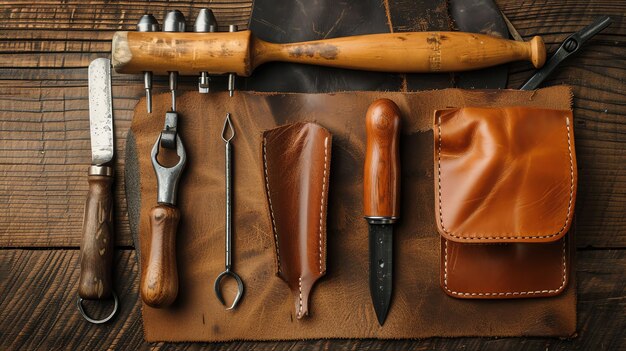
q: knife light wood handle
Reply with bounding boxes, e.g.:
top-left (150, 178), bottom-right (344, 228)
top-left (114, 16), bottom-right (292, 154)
top-left (141, 204), bottom-right (179, 308)
top-left (78, 170), bottom-right (114, 299)
top-left (364, 99), bottom-right (401, 219)
top-left (111, 31), bottom-right (545, 76)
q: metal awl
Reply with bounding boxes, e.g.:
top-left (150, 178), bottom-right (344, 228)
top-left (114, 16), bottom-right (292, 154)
top-left (214, 113), bottom-right (244, 310)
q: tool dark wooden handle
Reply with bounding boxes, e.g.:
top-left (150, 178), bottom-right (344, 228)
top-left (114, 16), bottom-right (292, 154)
top-left (364, 99), bottom-right (401, 219)
top-left (78, 172), bottom-right (114, 299)
top-left (111, 31), bottom-right (545, 76)
top-left (141, 204), bottom-right (180, 308)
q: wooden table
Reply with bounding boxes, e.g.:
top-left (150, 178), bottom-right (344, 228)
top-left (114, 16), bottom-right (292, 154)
top-left (1, 1), bottom-right (624, 349)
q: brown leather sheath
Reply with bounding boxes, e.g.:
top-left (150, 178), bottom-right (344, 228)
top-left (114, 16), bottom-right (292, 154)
top-left (261, 122), bottom-right (332, 318)
top-left (434, 107), bottom-right (577, 299)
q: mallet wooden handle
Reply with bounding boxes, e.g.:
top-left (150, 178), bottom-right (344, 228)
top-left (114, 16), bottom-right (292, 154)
top-left (112, 31), bottom-right (545, 76)
top-left (141, 204), bottom-right (180, 308)
top-left (78, 172), bottom-right (114, 299)
top-left (364, 99), bottom-right (401, 219)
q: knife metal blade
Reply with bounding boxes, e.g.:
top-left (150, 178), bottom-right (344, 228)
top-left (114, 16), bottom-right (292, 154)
top-left (369, 224), bottom-right (393, 325)
top-left (88, 58), bottom-right (114, 165)
top-left (78, 58), bottom-right (118, 323)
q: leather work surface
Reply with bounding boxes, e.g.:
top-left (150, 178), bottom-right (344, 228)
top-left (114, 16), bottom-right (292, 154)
top-left (125, 86), bottom-right (575, 341)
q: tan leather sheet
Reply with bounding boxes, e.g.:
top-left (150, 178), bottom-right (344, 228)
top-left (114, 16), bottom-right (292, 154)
top-left (128, 87), bottom-right (576, 342)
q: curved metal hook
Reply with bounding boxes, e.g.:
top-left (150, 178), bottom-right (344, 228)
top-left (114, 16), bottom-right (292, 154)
top-left (77, 291), bottom-right (119, 324)
top-left (214, 269), bottom-right (244, 310)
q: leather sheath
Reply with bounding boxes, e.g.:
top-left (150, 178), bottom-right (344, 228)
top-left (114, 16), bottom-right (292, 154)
top-left (434, 107), bottom-right (577, 299)
top-left (261, 122), bottom-right (332, 318)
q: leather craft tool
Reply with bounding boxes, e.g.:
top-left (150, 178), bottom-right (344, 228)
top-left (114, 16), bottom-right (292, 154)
top-left (141, 123), bottom-right (187, 307)
top-left (363, 99), bottom-right (401, 326)
top-left (111, 30), bottom-right (546, 77)
top-left (162, 10), bottom-right (186, 111)
top-left (521, 15), bottom-right (612, 90)
top-left (77, 58), bottom-right (118, 324)
top-left (136, 14), bottom-right (159, 112)
top-left (194, 8), bottom-right (218, 93)
top-left (214, 113), bottom-right (244, 309)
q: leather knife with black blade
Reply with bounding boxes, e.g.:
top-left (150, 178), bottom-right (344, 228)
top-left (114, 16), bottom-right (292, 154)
top-left (450, 0), bottom-right (511, 89)
top-left (363, 99), bottom-right (401, 326)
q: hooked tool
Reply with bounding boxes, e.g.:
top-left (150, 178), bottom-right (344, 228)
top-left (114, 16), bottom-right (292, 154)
top-left (78, 58), bottom-right (118, 324)
top-left (363, 99), bottom-right (401, 326)
top-left (214, 113), bottom-right (244, 309)
top-left (521, 15), bottom-right (612, 90)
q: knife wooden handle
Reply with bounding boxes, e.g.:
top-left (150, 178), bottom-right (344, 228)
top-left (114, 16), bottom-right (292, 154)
top-left (111, 31), bottom-right (545, 76)
top-left (78, 169), bottom-right (114, 299)
top-left (364, 99), bottom-right (401, 220)
top-left (141, 204), bottom-right (180, 307)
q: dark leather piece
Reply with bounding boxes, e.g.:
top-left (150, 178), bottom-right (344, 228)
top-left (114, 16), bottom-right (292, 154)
top-left (434, 107), bottom-right (577, 299)
top-left (261, 122), bottom-right (332, 318)
top-left (244, 0), bottom-right (452, 93)
top-left (387, 0), bottom-right (453, 90)
top-left (449, 0), bottom-right (510, 89)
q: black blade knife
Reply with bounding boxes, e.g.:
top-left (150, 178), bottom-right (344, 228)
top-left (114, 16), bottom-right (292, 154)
top-left (364, 99), bottom-right (401, 326)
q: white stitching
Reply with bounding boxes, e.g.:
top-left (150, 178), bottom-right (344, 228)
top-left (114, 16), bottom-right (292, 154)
top-left (263, 137), bottom-right (281, 273)
top-left (437, 115), bottom-right (575, 240)
top-left (443, 237), bottom-right (567, 296)
top-left (297, 277), bottom-right (303, 317)
top-left (318, 137), bottom-right (328, 274)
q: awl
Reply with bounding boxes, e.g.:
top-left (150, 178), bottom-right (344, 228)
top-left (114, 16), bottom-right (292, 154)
top-left (77, 58), bottom-right (118, 324)
top-left (364, 99), bottom-right (401, 326)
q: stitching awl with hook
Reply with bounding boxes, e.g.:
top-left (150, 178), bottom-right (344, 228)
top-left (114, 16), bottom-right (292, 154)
top-left (214, 113), bottom-right (244, 310)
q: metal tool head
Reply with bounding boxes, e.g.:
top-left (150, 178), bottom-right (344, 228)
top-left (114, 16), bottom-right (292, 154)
top-left (214, 269), bottom-right (244, 310)
top-left (521, 15), bottom-right (612, 90)
top-left (194, 8), bottom-right (218, 32)
top-left (163, 10), bottom-right (186, 32)
top-left (151, 134), bottom-right (187, 205)
top-left (88, 58), bottom-right (114, 166)
top-left (221, 113), bottom-right (235, 142)
top-left (137, 14), bottom-right (159, 32)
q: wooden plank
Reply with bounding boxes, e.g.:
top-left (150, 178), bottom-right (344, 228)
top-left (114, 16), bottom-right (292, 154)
top-left (0, 249), bottom-right (623, 350)
top-left (0, 0), bottom-right (624, 251)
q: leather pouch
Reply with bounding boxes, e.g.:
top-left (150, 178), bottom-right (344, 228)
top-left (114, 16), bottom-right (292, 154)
top-left (261, 122), bottom-right (332, 318)
top-left (434, 107), bottom-right (577, 299)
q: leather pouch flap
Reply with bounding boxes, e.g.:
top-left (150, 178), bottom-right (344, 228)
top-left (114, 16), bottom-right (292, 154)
top-left (434, 107), bottom-right (577, 244)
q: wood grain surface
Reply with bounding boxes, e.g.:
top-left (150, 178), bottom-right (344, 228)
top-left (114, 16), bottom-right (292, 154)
top-left (0, 0), bottom-right (624, 349)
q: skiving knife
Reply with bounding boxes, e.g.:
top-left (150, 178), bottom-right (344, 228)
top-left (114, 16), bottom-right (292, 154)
top-left (77, 58), bottom-right (118, 324)
top-left (363, 99), bottom-right (401, 326)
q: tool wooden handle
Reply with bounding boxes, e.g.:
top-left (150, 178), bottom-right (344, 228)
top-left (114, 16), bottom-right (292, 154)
top-left (111, 31), bottom-right (545, 76)
top-left (78, 171), bottom-right (114, 299)
top-left (141, 204), bottom-right (180, 308)
top-left (364, 99), bottom-right (401, 219)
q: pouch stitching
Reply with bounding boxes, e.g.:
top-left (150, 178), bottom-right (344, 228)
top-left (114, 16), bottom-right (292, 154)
top-left (443, 237), bottom-right (567, 296)
top-left (297, 276), bottom-right (303, 318)
top-left (318, 137), bottom-right (329, 274)
top-left (262, 137), bottom-right (282, 273)
top-left (437, 115), bottom-right (574, 240)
